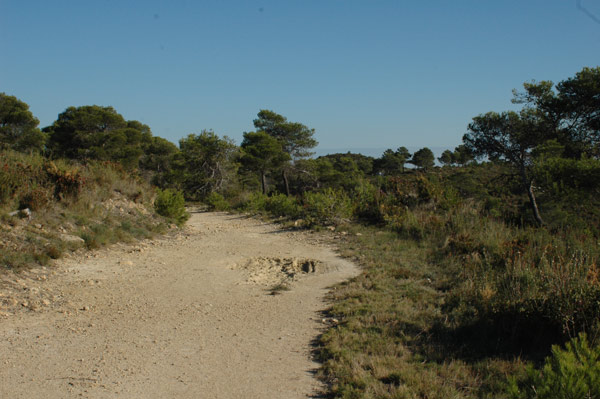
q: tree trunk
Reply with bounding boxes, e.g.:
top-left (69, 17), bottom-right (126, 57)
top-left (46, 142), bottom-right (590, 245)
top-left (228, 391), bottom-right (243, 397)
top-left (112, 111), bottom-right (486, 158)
top-left (261, 172), bottom-right (268, 195)
top-left (525, 182), bottom-right (544, 226)
top-left (520, 167), bottom-right (544, 226)
top-left (282, 169), bottom-right (290, 196)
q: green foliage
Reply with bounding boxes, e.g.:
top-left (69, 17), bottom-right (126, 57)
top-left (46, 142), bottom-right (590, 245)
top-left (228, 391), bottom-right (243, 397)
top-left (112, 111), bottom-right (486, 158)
top-left (314, 153), bottom-right (375, 191)
top-left (302, 188), bottom-right (353, 226)
top-left (409, 147), bottom-right (435, 169)
top-left (265, 193), bottom-right (301, 219)
top-left (516, 66), bottom-right (600, 159)
top-left (374, 147), bottom-right (410, 175)
top-left (464, 109), bottom-right (549, 225)
top-left (351, 179), bottom-right (385, 222)
top-left (452, 144), bottom-right (475, 166)
top-left (439, 146), bottom-right (474, 167)
top-left (438, 149), bottom-right (454, 166)
top-left (464, 67), bottom-right (600, 225)
top-left (205, 191), bottom-right (230, 211)
top-left (45, 105), bottom-right (152, 169)
top-left (154, 188), bottom-right (189, 226)
top-left (172, 131), bottom-right (238, 200)
top-left (535, 155), bottom-right (600, 192)
top-left (253, 109), bottom-right (318, 159)
top-left (509, 333), bottom-right (600, 399)
top-left (241, 191), bottom-right (269, 214)
top-left (240, 131), bottom-right (290, 194)
top-left (139, 135), bottom-right (179, 186)
top-left (0, 93), bottom-right (45, 153)
top-left (320, 152), bottom-right (374, 176)
top-left (251, 110), bottom-right (319, 196)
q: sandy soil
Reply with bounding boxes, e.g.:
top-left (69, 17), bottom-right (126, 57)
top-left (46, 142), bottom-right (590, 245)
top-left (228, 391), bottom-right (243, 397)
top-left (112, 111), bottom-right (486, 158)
top-left (0, 211), bottom-right (358, 398)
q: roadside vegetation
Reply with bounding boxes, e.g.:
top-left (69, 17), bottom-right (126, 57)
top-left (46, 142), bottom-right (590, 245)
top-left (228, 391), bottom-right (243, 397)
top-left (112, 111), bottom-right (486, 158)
top-left (0, 97), bottom-right (186, 271)
top-left (1, 66), bottom-right (599, 397)
top-left (0, 150), bottom-right (171, 270)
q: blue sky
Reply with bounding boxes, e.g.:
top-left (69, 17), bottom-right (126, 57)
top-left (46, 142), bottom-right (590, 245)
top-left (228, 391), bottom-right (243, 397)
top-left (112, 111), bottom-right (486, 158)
top-left (1, 1), bottom-right (599, 156)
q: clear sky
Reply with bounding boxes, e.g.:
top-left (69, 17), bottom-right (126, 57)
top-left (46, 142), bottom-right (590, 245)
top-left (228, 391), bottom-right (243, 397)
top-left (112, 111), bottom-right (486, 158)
top-left (1, 1), bottom-right (599, 155)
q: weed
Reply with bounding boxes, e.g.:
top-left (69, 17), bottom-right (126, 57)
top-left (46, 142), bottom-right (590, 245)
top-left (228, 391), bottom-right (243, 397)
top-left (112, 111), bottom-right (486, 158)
top-left (269, 282), bottom-right (291, 295)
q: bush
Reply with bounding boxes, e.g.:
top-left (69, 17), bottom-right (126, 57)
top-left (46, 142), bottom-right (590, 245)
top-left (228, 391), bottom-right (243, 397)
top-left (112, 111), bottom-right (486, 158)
top-left (509, 333), bottom-right (600, 398)
top-left (242, 192), bottom-right (269, 214)
top-left (265, 193), bottom-right (301, 218)
top-left (352, 179), bottom-right (385, 223)
top-left (19, 186), bottom-right (52, 210)
top-left (154, 188), bottom-right (189, 225)
top-left (302, 188), bottom-right (353, 226)
top-left (205, 192), bottom-right (230, 211)
top-left (0, 151), bottom-right (47, 207)
top-left (45, 161), bottom-right (86, 200)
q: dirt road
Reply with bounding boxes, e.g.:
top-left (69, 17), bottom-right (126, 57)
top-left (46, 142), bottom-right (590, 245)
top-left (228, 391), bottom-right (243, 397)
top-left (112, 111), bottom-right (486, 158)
top-left (0, 212), bottom-right (358, 398)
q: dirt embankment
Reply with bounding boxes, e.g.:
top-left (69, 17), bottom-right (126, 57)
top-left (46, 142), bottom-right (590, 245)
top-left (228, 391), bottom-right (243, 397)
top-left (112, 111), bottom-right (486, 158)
top-left (0, 212), bottom-right (358, 398)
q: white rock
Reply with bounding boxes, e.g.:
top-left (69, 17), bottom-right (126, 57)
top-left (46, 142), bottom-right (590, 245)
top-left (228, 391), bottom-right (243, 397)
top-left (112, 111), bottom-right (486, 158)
top-left (60, 234), bottom-right (85, 244)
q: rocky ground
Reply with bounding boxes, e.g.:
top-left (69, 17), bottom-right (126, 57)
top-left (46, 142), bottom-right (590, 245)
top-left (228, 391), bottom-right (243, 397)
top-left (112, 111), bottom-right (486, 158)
top-left (0, 211), bottom-right (358, 398)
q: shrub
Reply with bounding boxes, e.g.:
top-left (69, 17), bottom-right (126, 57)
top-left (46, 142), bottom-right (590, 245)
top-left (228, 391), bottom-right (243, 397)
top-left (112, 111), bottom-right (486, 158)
top-left (154, 188), bottom-right (189, 225)
top-left (205, 191), bottom-right (230, 211)
top-left (352, 179), bottom-right (385, 223)
top-left (19, 187), bottom-right (52, 210)
top-left (45, 161), bottom-right (86, 199)
top-left (265, 193), bottom-right (301, 219)
top-left (0, 151), bottom-right (47, 206)
top-left (242, 192), bottom-right (268, 214)
top-left (302, 188), bottom-right (353, 226)
top-left (508, 333), bottom-right (600, 398)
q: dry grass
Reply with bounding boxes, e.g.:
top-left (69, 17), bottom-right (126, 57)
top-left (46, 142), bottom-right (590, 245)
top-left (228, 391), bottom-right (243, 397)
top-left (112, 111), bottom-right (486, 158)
top-left (0, 150), bottom-right (168, 271)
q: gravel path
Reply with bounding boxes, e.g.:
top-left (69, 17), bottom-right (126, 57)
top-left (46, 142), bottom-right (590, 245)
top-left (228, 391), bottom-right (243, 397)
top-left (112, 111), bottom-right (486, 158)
top-left (0, 212), bottom-right (358, 398)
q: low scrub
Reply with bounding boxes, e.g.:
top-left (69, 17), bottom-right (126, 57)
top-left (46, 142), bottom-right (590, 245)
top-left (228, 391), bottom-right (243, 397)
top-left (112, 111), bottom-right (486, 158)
top-left (302, 187), bottom-right (353, 226)
top-left (240, 191), bottom-right (269, 214)
top-left (205, 192), bottom-right (230, 211)
top-left (265, 193), bottom-right (301, 219)
top-left (154, 188), bottom-right (189, 226)
top-left (0, 150), bottom-right (170, 271)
